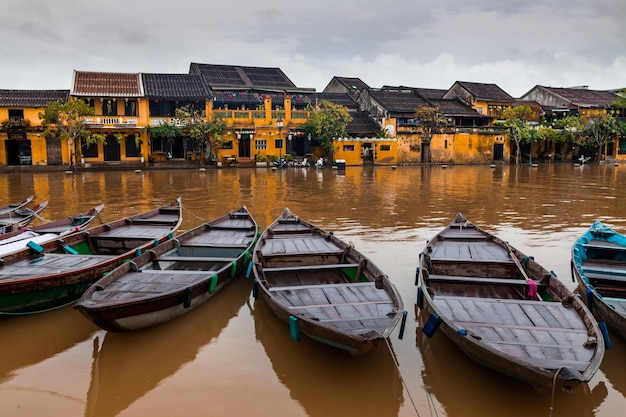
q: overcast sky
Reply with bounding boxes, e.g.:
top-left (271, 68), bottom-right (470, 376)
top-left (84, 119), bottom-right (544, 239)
top-left (1, 0), bottom-right (625, 98)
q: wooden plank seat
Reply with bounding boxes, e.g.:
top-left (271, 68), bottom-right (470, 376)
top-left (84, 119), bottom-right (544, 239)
top-left (582, 265), bottom-right (626, 276)
top-left (583, 271), bottom-right (626, 283)
top-left (263, 263), bottom-right (359, 273)
top-left (140, 269), bottom-right (220, 275)
top-left (127, 218), bottom-right (179, 225)
top-left (269, 281), bottom-right (376, 292)
top-left (428, 274), bottom-right (538, 286)
top-left (582, 242), bottom-right (626, 251)
top-left (157, 256), bottom-right (235, 262)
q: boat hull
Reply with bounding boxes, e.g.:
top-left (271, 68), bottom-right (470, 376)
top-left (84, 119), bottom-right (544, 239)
top-left (418, 213), bottom-right (604, 392)
top-left (75, 207), bottom-right (257, 331)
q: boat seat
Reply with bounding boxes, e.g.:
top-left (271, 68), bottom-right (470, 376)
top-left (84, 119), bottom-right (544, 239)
top-left (582, 243), bottom-right (626, 252)
top-left (263, 263), bottom-right (360, 273)
top-left (427, 274), bottom-right (539, 286)
top-left (582, 265), bottom-right (626, 276)
top-left (157, 256), bottom-right (235, 262)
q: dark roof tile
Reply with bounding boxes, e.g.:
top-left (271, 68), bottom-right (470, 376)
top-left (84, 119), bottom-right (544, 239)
top-left (455, 81), bottom-right (514, 102)
top-left (0, 89), bottom-right (69, 107)
top-left (142, 73), bottom-right (210, 99)
top-left (189, 63), bottom-right (297, 89)
top-left (72, 71), bottom-right (142, 97)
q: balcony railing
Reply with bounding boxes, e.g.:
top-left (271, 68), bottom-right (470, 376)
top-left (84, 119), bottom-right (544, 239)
top-left (84, 116), bottom-right (138, 127)
top-left (149, 117), bottom-right (185, 127)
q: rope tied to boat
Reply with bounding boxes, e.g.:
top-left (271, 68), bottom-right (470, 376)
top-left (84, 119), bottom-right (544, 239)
top-left (549, 367), bottom-right (566, 417)
top-left (377, 332), bottom-right (426, 417)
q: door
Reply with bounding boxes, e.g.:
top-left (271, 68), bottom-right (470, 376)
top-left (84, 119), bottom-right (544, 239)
top-left (104, 135), bottom-right (121, 161)
top-left (238, 134), bottom-right (251, 158)
top-left (494, 144), bottom-right (504, 161)
top-left (46, 139), bottom-right (63, 165)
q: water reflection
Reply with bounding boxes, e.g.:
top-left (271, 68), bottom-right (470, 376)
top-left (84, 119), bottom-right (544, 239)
top-left (83, 277), bottom-right (250, 417)
top-left (0, 306), bottom-right (96, 384)
top-left (416, 308), bottom-right (608, 417)
top-left (253, 298), bottom-right (403, 417)
top-left (2, 164), bottom-right (626, 417)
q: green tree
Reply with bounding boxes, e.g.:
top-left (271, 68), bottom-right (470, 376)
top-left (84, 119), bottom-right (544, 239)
top-left (145, 122), bottom-right (182, 158)
top-left (502, 105), bottom-right (534, 164)
top-left (175, 106), bottom-right (227, 167)
top-left (414, 106), bottom-right (447, 164)
top-left (549, 115), bottom-right (583, 161)
top-left (39, 99), bottom-right (102, 168)
top-left (307, 100), bottom-right (352, 161)
top-left (580, 110), bottom-right (620, 161)
top-left (612, 88), bottom-right (626, 109)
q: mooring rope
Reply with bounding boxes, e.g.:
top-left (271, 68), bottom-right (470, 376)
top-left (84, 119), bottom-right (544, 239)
top-left (548, 367), bottom-right (565, 417)
top-left (182, 206), bottom-right (206, 222)
top-left (379, 334), bottom-right (425, 417)
top-left (0, 298), bottom-right (77, 316)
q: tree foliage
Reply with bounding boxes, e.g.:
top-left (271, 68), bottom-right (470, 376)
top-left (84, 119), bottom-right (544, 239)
top-left (579, 110), bottom-right (620, 161)
top-left (414, 106), bottom-right (447, 163)
top-left (612, 88), bottom-right (626, 109)
top-left (502, 105), bottom-right (535, 164)
top-left (39, 99), bottom-right (101, 167)
top-left (175, 106), bottom-right (227, 166)
top-left (307, 100), bottom-right (352, 159)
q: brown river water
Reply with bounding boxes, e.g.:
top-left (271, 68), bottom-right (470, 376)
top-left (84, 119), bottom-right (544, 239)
top-left (0, 164), bottom-right (625, 417)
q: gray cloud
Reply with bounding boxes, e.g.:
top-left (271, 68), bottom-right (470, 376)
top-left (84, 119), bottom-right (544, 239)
top-left (0, 0), bottom-right (624, 97)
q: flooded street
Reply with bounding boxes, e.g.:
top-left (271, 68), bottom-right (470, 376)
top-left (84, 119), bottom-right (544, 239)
top-left (1, 163), bottom-right (625, 417)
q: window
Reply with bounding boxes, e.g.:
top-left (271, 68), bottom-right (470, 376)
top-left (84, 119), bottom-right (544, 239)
top-left (343, 145), bottom-right (354, 151)
top-left (125, 135), bottom-right (141, 157)
top-left (379, 145), bottom-right (391, 151)
top-left (255, 140), bottom-right (267, 150)
top-left (125, 100), bottom-right (137, 116)
top-left (102, 99), bottom-right (117, 116)
top-left (8, 109), bottom-right (24, 121)
top-left (223, 141), bottom-right (233, 150)
top-left (83, 99), bottom-right (95, 108)
top-left (82, 142), bottom-right (98, 158)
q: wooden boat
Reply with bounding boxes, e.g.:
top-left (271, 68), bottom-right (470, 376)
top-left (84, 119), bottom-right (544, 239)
top-left (0, 195), bottom-right (33, 216)
top-left (0, 200), bottom-right (49, 234)
top-left (75, 206), bottom-right (258, 331)
top-left (0, 198), bottom-right (182, 315)
top-left (252, 208), bottom-right (404, 356)
top-left (0, 203), bottom-right (105, 250)
top-left (417, 213), bottom-right (604, 392)
top-left (572, 220), bottom-right (626, 340)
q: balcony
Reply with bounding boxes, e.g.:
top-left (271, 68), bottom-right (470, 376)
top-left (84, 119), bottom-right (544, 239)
top-left (84, 116), bottom-right (138, 128)
top-left (149, 117), bottom-right (185, 127)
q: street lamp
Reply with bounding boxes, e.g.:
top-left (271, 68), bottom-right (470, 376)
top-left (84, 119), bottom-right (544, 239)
top-left (276, 118), bottom-right (283, 168)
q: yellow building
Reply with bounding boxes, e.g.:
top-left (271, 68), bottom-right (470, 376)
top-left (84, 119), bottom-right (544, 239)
top-left (0, 89), bottom-right (69, 166)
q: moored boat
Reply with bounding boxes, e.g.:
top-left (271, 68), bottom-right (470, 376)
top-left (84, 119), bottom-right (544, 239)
top-left (0, 198), bottom-right (182, 315)
top-left (0, 195), bottom-right (34, 216)
top-left (252, 208), bottom-right (404, 356)
top-left (0, 200), bottom-right (49, 234)
top-left (417, 213), bottom-right (604, 392)
top-left (0, 203), bottom-right (105, 253)
top-left (75, 206), bottom-right (257, 331)
top-left (572, 220), bottom-right (626, 340)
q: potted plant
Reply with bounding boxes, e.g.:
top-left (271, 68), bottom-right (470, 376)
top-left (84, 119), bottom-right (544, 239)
top-left (254, 152), bottom-right (268, 167)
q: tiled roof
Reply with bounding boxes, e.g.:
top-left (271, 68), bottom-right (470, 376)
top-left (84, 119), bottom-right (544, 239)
top-left (415, 88), bottom-right (448, 100)
top-left (314, 93), bottom-right (358, 109)
top-left (212, 90), bottom-right (262, 106)
top-left (0, 89), bottom-right (69, 107)
top-left (542, 86), bottom-right (618, 108)
top-left (334, 77), bottom-right (370, 91)
top-left (369, 89), bottom-right (430, 114)
top-left (346, 111), bottom-right (380, 136)
top-left (455, 81), bottom-right (514, 102)
top-left (142, 73), bottom-right (210, 99)
top-left (72, 71), bottom-right (143, 97)
top-left (429, 99), bottom-right (487, 118)
top-left (189, 63), bottom-right (297, 89)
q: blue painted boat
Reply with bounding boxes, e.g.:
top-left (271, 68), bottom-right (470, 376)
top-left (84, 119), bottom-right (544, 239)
top-left (572, 220), bottom-right (626, 340)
